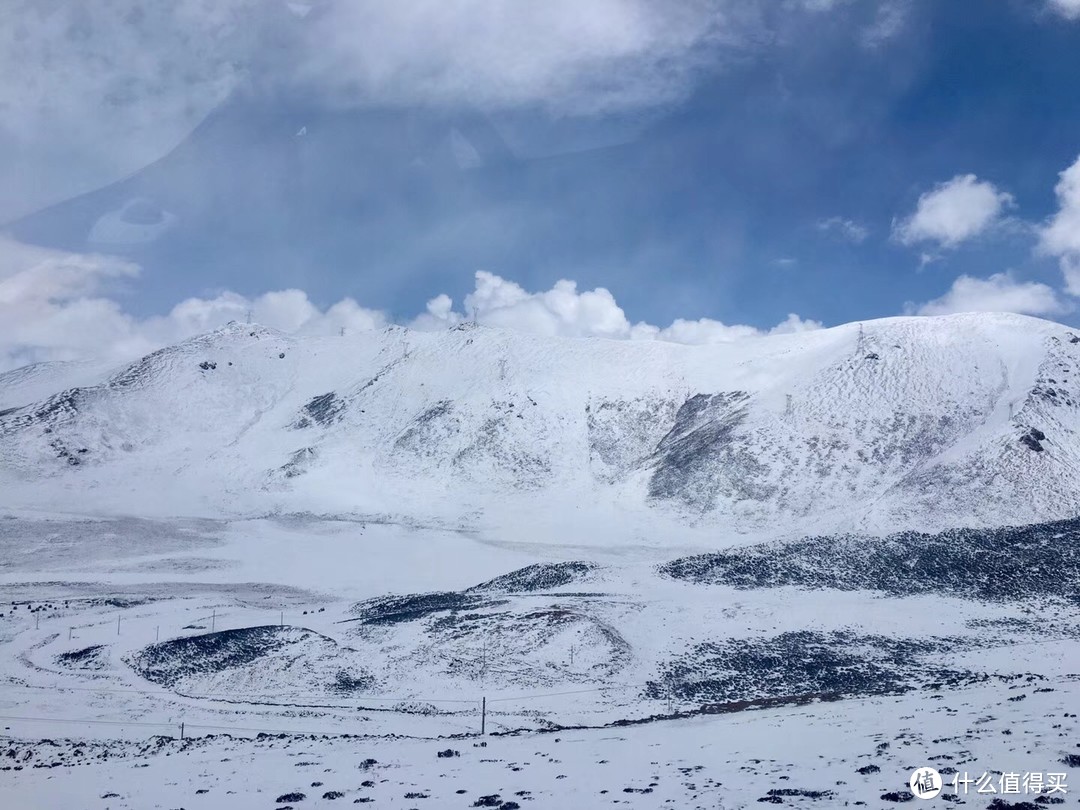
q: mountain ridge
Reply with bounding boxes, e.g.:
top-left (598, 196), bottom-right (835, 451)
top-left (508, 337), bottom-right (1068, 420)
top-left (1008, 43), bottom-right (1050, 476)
top-left (1, 311), bottom-right (1077, 543)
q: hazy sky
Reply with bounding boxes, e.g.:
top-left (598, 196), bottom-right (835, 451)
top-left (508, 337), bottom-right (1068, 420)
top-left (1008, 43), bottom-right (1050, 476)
top-left (1, 0), bottom-right (1080, 370)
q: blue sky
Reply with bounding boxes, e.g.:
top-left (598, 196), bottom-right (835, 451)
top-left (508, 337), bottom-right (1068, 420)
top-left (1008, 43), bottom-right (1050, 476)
top-left (1, 0), bottom-right (1080, 369)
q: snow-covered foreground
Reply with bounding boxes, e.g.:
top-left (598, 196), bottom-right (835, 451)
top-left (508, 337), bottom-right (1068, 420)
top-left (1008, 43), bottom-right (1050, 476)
top-left (1, 513), bottom-right (1079, 806)
top-left (4, 678), bottom-right (1078, 809)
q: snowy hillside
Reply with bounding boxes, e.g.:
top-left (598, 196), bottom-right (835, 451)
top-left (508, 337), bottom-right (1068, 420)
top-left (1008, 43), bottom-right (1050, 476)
top-left (2, 312), bottom-right (1078, 539)
top-left (3, 314), bottom-right (1080, 806)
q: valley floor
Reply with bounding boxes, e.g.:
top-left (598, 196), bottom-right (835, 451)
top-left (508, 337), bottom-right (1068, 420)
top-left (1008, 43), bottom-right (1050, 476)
top-left (1, 512), bottom-right (1079, 808)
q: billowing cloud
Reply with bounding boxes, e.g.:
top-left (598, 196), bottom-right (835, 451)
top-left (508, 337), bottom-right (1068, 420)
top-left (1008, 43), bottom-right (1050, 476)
top-left (905, 272), bottom-right (1070, 317)
top-left (893, 174), bottom-right (1014, 249)
top-left (415, 270), bottom-right (822, 344)
top-left (0, 239), bottom-right (148, 370)
top-left (0, 237), bottom-right (386, 371)
top-left (633, 312), bottom-right (822, 344)
top-left (162, 290), bottom-right (388, 339)
top-left (1038, 154), bottom-right (1080, 295)
top-left (0, 243), bottom-right (820, 371)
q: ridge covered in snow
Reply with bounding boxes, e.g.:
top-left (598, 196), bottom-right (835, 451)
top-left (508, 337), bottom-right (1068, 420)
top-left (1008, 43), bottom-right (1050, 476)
top-left (1, 311), bottom-right (1077, 541)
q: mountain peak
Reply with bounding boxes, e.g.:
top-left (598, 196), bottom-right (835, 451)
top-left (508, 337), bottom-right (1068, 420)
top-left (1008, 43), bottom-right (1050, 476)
top-left (1, 313), bottom-right (1077, 541)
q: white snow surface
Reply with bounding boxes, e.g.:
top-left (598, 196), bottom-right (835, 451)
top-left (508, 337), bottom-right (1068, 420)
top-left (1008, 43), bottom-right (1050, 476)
top-left (1, 312), bottom-right (1079, 542)
top-left (2, 313), bottom-right (1079, 806)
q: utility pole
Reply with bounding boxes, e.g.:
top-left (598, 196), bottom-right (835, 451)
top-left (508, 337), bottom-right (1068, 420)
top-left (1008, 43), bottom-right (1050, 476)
top-left (156, 625), bottom-right (160, 642)
top-left (68, 627), bottom-right (72, 640)
top-left (211, 610), bottom-right (216, 633)
top-left (117, 614), bottom-right (121, 635)
top-left (480, 697), bottom-right (486, 736)
top-left (35, 611), bottom-right (39, 630)
top-left (280, 610), bottom-right (284, 627)
top-left (179, 722), bottom-right (184, 740)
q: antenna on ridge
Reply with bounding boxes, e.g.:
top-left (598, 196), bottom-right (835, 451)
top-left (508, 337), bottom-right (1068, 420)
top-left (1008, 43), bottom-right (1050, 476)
top-left (246, 309), bottom-right (253, 324)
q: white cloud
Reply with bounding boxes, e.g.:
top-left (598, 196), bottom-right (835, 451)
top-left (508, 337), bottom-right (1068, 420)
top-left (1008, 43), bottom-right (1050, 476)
top-left (1037, 154), bottom-right (1080, 295)
top-left (0, 1), bottom-right (765, 219)
top-left (297, 0), bottom-right (747, 116)
top-left (0, 244), bottom-right (821, 371)
top-left (817, 216), bottom-right (870, 243)
top-left (0, 239), bottom-right (150, 369)
top-left (905, 272), bottom-right (1070, 317)
top-left (1048, 0), bottom-right (1080, 20)
top-left (0, 237), bottom-right (387, 371)
top-left (161, 290), bottom-right (388, 340)
top-left (629, 312), bottom-right (822, 344)
top-left (893, 174), bottom-right (1015, 248)
top-left (0, 1), bottom-right (743, 149)
top-left (769, 312), bottom-right (826, 334)
top-left (416, 270), bottom-right (821, 344)
top-left (0, 1), bottom-right (908, 219)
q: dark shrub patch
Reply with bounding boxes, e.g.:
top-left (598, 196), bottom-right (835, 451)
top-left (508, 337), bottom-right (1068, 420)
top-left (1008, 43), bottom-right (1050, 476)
top-left (467, 562), bottom-right (597, 593)
top-left (661, 517), bottom-right (1080, 603)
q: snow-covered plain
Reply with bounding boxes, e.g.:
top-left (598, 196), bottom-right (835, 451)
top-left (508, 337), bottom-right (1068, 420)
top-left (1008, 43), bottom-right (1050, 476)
top-left (2, 314), bottom-right (1080, 807)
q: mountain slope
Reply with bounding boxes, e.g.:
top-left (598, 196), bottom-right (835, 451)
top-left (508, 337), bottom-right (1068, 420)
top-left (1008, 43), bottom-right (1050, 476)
top-left (1, 312), bottom-right (1077, 541)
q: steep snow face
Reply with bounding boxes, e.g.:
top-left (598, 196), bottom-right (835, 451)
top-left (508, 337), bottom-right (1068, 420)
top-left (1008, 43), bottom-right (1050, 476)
top-left (1, 313), bottom-right (1077, 541)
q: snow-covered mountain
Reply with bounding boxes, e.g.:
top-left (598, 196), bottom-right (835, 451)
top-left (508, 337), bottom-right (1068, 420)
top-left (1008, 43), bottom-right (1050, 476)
top-left (4, 311), bottom-right (1080, 808)
top-left (2, 311), bottom-right (1078, 540)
